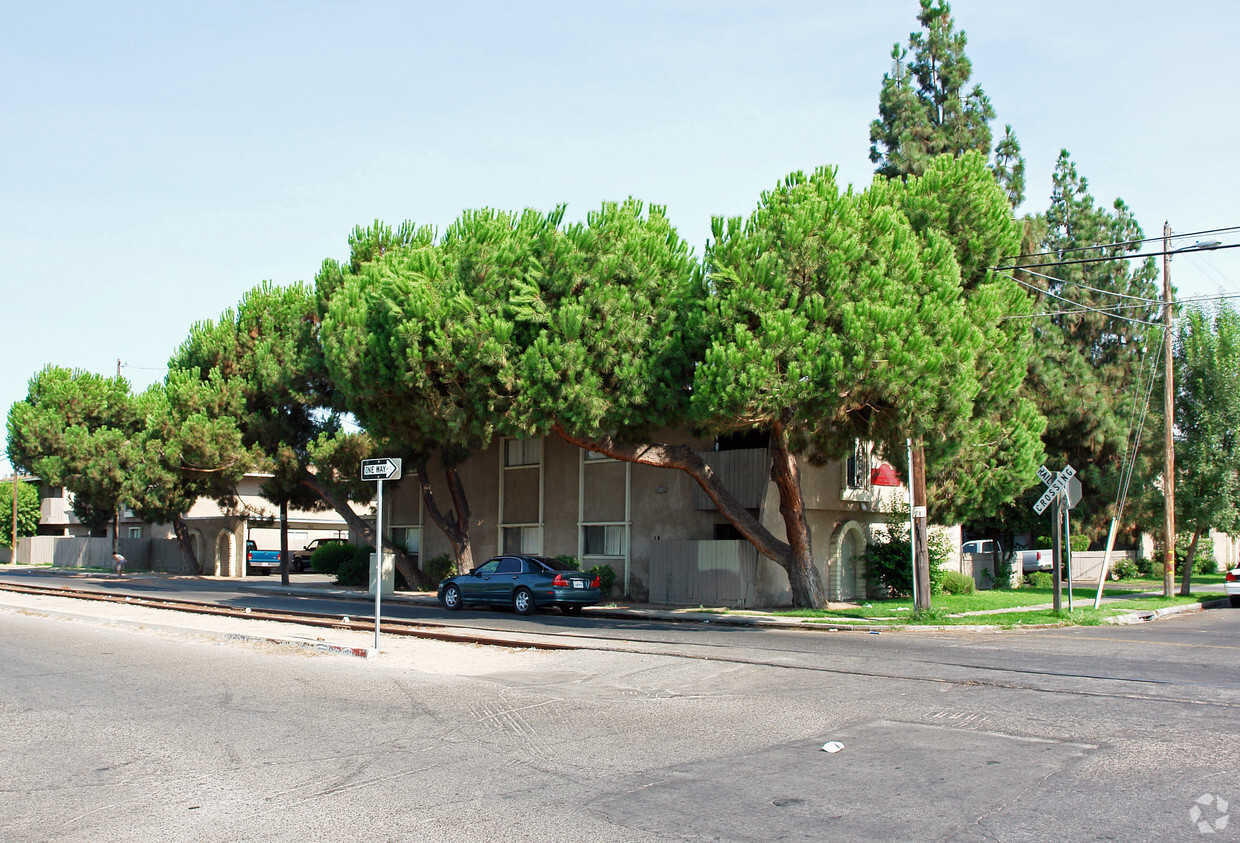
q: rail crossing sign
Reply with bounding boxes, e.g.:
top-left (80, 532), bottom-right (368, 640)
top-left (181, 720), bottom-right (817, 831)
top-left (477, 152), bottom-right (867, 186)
top-left (361, 458), bottom-right (402, 482)
top-left (1034, 464), bottom-right (1077, 515)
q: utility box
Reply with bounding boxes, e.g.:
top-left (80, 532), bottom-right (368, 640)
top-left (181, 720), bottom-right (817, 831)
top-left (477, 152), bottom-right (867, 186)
top-left (369, 551), bottom-right (395, 596)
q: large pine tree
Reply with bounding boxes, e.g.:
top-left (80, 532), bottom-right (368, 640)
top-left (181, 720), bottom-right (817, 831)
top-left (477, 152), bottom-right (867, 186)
top-left (1017, 151), bottom-right (1161, 539)
top-left (869, 0), bottom-right (1024, 208)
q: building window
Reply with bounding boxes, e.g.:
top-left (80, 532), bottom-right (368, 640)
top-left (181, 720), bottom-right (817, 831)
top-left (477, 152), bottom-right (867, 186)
top-left (845, 440), bottom-right (871, 490)
top-left (502, 525), bottom-right (541, 555)
top-left (584, 450), bottom-right (613, 462)
top-left (583, 524), bottom-right (625, 556)
top-left (128, 527), bottom-right (142, 539)
top-left (501, 436), bottom-right (543, 556)
top-left (390, 526), bottom-right (421, 557)
top-left (504, 437), bottom-right (541, 467)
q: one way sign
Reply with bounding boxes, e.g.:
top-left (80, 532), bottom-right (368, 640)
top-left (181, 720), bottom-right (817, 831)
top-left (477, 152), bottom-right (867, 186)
top-left (361, 458), bottom-right (402, 482)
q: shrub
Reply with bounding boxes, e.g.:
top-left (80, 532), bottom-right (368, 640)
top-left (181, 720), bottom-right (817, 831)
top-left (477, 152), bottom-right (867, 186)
top-left (335, 545), bottom-right (374, 587)
top-left (311, 542), bottom-right (358, 576)
top-left (1026, 571), bottom-right (1053, 589)
top-left (1069, 534), bottom-right (1090, 552)
top-left (557, 554), bottom-right (581, 571)
top-left (1110, 558), bottom-right (1140, 580)
top-left (1169, 534), bottom-right (1218, 576)
top-left (1135, 555), bottom-right (1157, 577)
top-left (993, 554), bottom-right (1013, 589)
top-left (587, 564), bottom-right (616, 599)
top-left (424, 553), bottom-right (456, 584)
top-left (865, 506), bottom-right (948, 597)
top-left (940, 570), bottom-right (975, 595)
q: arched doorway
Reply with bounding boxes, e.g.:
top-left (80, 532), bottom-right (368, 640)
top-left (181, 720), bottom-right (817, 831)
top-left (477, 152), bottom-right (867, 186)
top-left (827, 521), bottom-right (868, 602)
top-left (190, 530), bottom-right (203, 574)
top-left (214, 530), bottom-right (235, 578)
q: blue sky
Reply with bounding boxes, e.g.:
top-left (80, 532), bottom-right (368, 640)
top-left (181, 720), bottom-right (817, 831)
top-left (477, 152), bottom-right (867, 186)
top-left (4, 0), bottom-right (1238, 473)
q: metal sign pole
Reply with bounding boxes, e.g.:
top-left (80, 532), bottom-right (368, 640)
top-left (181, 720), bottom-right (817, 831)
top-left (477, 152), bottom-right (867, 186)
top-left (374, 477), bottom-right (383, 653)
top-left (359, 457), bottom-right (401, 655)
top-left (907, 438), bottom-right (917, 609)
top-left (1064, 493), bottom-right (1072, 612)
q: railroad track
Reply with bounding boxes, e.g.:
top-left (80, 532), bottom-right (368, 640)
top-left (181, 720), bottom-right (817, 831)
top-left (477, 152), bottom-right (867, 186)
top-left (0, 580), bottom-right (582, 652)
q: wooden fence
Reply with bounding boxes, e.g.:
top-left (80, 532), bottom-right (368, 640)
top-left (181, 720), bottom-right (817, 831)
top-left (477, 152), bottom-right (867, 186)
top-left (648, 540), bottom-right (758, 607)
top-left (15, 536), bottom-right (194, 573)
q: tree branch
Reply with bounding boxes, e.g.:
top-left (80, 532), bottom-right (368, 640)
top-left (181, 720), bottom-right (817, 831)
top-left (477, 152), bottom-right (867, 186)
top-left (550, 423), bottom-right (792, 565)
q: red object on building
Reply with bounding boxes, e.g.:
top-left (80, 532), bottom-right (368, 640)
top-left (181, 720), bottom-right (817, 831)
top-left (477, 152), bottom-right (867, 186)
top-left (870, 463), bottom-right (901, 487)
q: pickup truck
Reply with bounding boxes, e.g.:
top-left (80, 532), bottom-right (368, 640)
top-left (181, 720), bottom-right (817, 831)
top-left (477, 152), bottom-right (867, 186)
top-left (291, 537), bottom-right (348, 573)
top-left (245, 540), bottom-right (285, 576)
top-left (961, 540), bottom-right (1053, 574)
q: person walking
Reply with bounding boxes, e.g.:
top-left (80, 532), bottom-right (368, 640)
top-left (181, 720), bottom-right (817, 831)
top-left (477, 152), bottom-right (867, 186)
top-left (112, 551), bottom-right (126, 578)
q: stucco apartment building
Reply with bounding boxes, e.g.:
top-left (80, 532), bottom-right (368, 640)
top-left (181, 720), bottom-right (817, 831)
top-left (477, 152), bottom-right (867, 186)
top-left (383, 433), bottom-right (908, 608)
top-left (27, 474), bottom-right (355, 576)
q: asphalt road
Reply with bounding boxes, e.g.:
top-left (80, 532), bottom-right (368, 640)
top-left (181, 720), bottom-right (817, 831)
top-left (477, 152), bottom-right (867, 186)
top-left (2, 569), bottom-right (1238, 841)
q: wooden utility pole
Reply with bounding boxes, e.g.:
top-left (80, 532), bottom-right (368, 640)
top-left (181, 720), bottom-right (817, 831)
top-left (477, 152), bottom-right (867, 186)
top-left (112, 358), bottom-right (122, 557)
top-left (11, 473), bottom-right (17, 562)
top-left (1162, 222), bottom-right (1176, 598)
top-left (911, 442), bottom-right (931, 611)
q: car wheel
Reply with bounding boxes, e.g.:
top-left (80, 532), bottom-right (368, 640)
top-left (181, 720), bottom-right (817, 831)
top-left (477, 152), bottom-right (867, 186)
top-left (512, 587), bottom-right (535, 616)
top-left (561, 604), bottom-right (582, 616)
top-left (1230, 595), bottom-right (1240, 608)
top-left (443, 584), bottom-right (463, 611)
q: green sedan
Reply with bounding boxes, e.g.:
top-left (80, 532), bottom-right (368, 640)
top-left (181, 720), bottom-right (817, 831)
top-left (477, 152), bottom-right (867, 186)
top-left (438, 555), bottom-right (603, 616)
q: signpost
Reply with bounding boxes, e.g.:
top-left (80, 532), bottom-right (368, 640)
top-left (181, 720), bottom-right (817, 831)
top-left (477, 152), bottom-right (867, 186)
top-left (361, 458), bottom-right (402, 653)
top-left (1034, 465), bottom-right (1077, 612)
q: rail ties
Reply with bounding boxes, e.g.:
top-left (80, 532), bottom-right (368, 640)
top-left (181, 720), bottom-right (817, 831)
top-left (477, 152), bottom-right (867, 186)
top-left (0, 581), bottom-right (580, 651)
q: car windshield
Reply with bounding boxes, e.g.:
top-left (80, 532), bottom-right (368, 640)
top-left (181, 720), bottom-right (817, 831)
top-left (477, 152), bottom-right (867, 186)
top-left (532, 556), bottom-right (578, 572)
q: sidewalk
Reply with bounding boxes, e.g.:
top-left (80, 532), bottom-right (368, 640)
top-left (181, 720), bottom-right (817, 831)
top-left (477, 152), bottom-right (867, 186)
top-left (0, 565), bottom-right (1228, 634)
top-left (235, 574), bottom-right (1227, 630)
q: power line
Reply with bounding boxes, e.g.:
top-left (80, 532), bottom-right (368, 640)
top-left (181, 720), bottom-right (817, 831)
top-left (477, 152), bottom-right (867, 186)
top-left (999, 287), bottom-right (1240, 324)
top-left (998, 224), bottom-right (1240, 264)
top-left (1001, 274), bottom-right (1164, 327)
top-left (1017, 267), bottom-right (1163, 304)
top-left (995, 242), bottom-right (1240, 272)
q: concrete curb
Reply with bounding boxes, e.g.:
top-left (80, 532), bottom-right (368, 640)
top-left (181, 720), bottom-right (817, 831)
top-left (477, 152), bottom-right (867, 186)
top-left (5, 567), bottom-right (1230, 635)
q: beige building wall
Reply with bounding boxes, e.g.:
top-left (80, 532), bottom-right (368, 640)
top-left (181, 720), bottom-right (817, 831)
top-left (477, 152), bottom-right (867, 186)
top-left (382, 432), bottom-right (898, 606)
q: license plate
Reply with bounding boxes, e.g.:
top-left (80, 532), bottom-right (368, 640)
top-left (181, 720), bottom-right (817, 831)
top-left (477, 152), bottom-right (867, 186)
top-left (572, 581), bottom-right (584, 589)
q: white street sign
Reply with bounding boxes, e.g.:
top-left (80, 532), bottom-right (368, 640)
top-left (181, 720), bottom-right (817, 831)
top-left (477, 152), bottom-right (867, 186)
top-left (1034, 464), bottom-right (1076, 515)
top-left (361, 458), bottom-right (402, 482)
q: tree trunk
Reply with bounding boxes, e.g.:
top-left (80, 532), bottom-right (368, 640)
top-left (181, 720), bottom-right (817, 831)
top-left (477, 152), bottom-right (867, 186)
top-left (551, 423), bottom-right (827, 609)
top-left (1179, 526), bottom-right (1203, 597)
top-left (170, 515), bottom-right (202, 575)
top-left (279, 498), bottom-right (290, 586)
top-left (415, 462), bottom-right (475, 574)
top-left (769, 419), bottom-right (827, 608)
top-left (298, 473), bottom-right (431, 590)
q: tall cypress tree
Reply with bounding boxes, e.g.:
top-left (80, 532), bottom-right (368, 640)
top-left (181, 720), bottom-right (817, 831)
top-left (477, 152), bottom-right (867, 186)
top-left (1017, 151), bottom-right (1161, 539)
top-left (870, 0), bottom-right (1025, 209)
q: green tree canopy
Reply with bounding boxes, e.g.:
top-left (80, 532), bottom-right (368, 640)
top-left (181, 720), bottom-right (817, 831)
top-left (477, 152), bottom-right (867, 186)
top-left (318, 216), bottom-right (506, 571)
top-left (869, 0), bottom-right (1023, 207)
top-left (7, 366), bottom-right (139, 538)
top-left (171, 282), bottom-right (412, 585)
top-left (1017, 151), bottom-right (1162, 540)
top-left (1174, 302), bottom-right (1240, 590)
top-left (0, 478), bottom-right (39, 550)
top-left (6, 365), bottom-right (252, 570)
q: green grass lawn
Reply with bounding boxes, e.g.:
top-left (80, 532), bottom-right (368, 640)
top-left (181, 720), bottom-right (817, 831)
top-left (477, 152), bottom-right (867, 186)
top-left (762, 583), bottom-right (1223, 627)
top-left (1109, 571), bottom-right (1226, 588)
